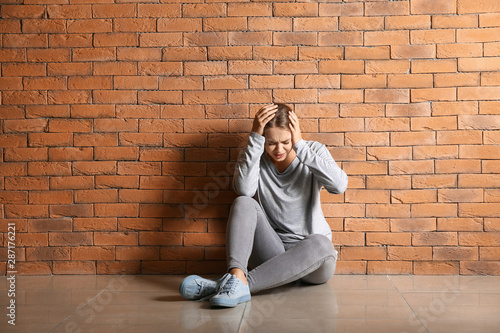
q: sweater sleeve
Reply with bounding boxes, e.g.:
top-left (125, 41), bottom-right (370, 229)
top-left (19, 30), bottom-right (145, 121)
top-left (294, 140), bottom-right (348, 194)
top-left (233, 132), bottom-right (265, 197)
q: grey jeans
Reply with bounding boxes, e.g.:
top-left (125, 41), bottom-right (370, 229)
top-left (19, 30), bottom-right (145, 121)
top-left (226, 196), bottom-right (337, 293)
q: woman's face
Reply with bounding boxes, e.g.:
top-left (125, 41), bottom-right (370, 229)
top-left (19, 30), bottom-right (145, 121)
top-left (264, 127), bottom-right (293, 163)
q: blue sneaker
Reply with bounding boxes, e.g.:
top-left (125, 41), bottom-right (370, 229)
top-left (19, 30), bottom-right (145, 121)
top-left (179, 275), bottom-right (217, 300)
top-left (209, 273), bottom-right (251, 308)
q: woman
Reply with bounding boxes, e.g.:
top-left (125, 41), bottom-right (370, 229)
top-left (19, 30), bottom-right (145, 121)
top-left (180, 104), bottom-right (348, 308)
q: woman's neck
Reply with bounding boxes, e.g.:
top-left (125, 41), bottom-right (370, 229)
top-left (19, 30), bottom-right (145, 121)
top-left (272, 150), bottom-right (296, 173)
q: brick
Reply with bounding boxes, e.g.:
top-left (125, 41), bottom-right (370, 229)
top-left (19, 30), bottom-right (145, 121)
top-left (30, 190), bottom-right (72, 205)
top-left (95, 33), bottom-right (138, 47)
top-left (119, 189), bottom-right (163, 203)
top-left (368, 261), bottom-right (412, 274)
top-left (459, 203), bottom-right (500, 218)
top-left (23, 19), bottom-right (66, 33)
top-left (343, 162), bottom-right (388, 176)
top-left (365, 60), bottom-right (410, 74)
top-left (25, 247), bottom-right (70, 261)
top-left (250, 75), bottom-right (294, 89)
top-left (319, 60), bottom-right (364, 74)
top-left (140, 203), bottom-right (184, 218)
top-left (140, 149), bottom-right (182, 163)
top-left (184, 61), bottom-right (227, 76)
top-left (459, 57), bottom-right (500, 71)
top-left (366, 89), bottom-right (409, 103)
top-left (95, 203), bottom-right (139, 218)
top-left (119, 133), bottom-right (163, 147)
top-left (391, 218), bottom-right (436, 232)
top-left (184, 32), bottom-right (228, 47)
top-left (273, 89), bottom-right (317, 103)
top-left (53, 261), bottom-right (96, 275)
top-left (340, 17), bottom-right (383, 31)
top-left (331, 232), bottom-right (365, 246)
top-left (412, 59), bottom-right (457, 73)
top-left (163, 47), bottom-right (206, 61)
top-left (318, 32), bottom-right (363, 46)
top-left (433, 15), bottom-right (479, 29)
top-left (368, 147), bottom-right (412, 161)
top-left (208, 46), bottom-right (252, 61)
top-left (160, 105), bottom-right (202, 119)
top-left (387, 74), bottom-right (432, 88)
top-left (137, 4), bottom-right (180, 18)
top-left (485, 219), bottom-right (500, 231)
top-left (411, 88), bottom-right (457, 102)
top-left (392, 190), bottom-right (436, 204)
top-left (335, 261), bottom-right (366, 275)
top-left (459, 115), bottom-right (500, 129)
top-left (71, 246), bottom-right (114, 261)
top-left (437, 160), bottom-right (482, 175)
top-left (228, 89), bottom-right (272, 104)
top-left (412, 116), bottom-right (457, 131)
top-left (458, 28), bottom-right (500, 43)
top-left (366, 204), bottom-right (411, 218)
top-left (391, 45), bottom-right (436, 59)
top-left (461, 262), bottom-right (500, 275)
top-left (344, 218), bottom-right (389, 232)
top-left (4, 177), bottom-right (47, 191)
top-left (274, 32), bottom-right (317, 46)
top-left (48, 62), bottom-right (92, 76)
top-left (437, 130), bottom-right (482, 145)
top-left (94, 147), bottom-right (138, 161)
top-left (95, 175), bottom-right (139, 189)
top-left (389, 160), bottom-right (434, 175)
top-left (94, 62), bottom-right (137, 75)
top-left (299, 46), bottom-right (342, 60)
top-left (139, 232), bottom-right (182, 246)
top-left (0, 191), bottom-right (27, 204)
top-left (49, 34), bottom-right (92, 48)
top-left (411, 0), bottom-right (456, 14)
top-left (482, 72), bottom-right (500, 86)
top-left (13, 232), bottom-right (48, 247)
top-left (388, 247), bottom-right (432, 260)
top-left (345, 46), bottom-right (389, 60)
top-left (117, 162), bottom-right (161, 176)
top-left (385, 15), bottom-right (430, 30)
top-left (273, 3), bottom-right (318, 17)
top-left (481, 247), bottom-right (500, 261)
top-left (0, 163), bottom-right (27, 177)
top-left (4, 119), bottom-right (48, 133)
top-left (411, 29), bottom-right (455, 44)
top-left (341, 247), bottom-right (386, 261)
top-left (366, 233), bottom-right (411, 246)
top-left (3, 5), bottom-right (46, 18)
top-left (480, 13), bottom-right (500, 27)
top-left (457, 87), bottom-right (500, 100)
top-left (460, 145), bottom-right (500, 159)
top-left (274, 61), bottom-right (318, 75)
top-left (435, 73), bottom-right (480, 88)
top-left (50, 204), bottom-right (93, 218)
top-left (437, 218), bottom-right (483, 232)
top-left (366, 31), bottom-right (410, 46)
top-left (319, 89), bottom-right (363, 104)
top-left (458, 0), bottom-right (500, 14)
top-left (414, 261), bottom-right (459, 275)
top-left (183, 91), bottom-right (227, 105)
top-left (386, 103), bottom-right (431, 117)
top-left (345, 132), bottom-right (388, 146)
top-left (67, 19), bottom-right (111, 33)
top-left (93, 90), bottom-right (137, 104)
top-left (114, 18), bottom-right (156, 32)
top-left (366, 175), bottom-right (412, 189)
top-left (28, 219), bottom-right (72, 233)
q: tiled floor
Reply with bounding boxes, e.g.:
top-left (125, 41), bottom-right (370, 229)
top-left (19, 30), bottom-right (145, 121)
top-left (1, 275), bottom-right (500, 333)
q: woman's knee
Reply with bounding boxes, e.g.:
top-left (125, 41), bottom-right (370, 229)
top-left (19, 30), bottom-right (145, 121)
top-left (232, 196), bottom-right (259, 209)
top-left (303, 234), bottom-right (335, 257)
top-left (301, 257), bottom-right (336, 285)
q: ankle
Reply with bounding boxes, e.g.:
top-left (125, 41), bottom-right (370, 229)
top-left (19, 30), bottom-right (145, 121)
top-left (229, 268), bottom-right (248, 285)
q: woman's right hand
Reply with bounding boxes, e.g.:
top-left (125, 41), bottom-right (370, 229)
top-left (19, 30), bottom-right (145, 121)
top-left (251, 104), bottom-right (278, 136)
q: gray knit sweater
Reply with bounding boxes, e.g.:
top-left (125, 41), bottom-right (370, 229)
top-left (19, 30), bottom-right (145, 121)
top-left (233, 131), bottom-right (348, 243)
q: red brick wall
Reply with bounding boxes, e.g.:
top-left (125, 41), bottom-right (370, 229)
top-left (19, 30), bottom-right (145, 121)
top-left (1, 0), bottom-right (499, 275)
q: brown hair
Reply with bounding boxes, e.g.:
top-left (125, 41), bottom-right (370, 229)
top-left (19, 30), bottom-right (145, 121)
top-left (264, 103), bottom-right (292, 133)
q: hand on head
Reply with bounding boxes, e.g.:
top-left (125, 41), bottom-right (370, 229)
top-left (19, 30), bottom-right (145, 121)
top-left (252, 104), bottom-right (278, 136)
top-left (287, 109), bottom-right (302, 146)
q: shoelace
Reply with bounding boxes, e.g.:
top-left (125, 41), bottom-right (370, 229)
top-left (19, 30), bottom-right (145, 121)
top-left (197, 273), bottom-right (234, 302)
top-left (218, 276), bottom-right (237, 295)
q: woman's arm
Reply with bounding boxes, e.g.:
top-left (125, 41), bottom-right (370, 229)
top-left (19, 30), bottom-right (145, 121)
top-left (233, 105), bottom-right (277, 196)
top-left (294, 140), bottom-right (348, 194)
top-left (233, 132), bottom-right (265, 197)
top-left (288, 110), bottom-right (348, 194)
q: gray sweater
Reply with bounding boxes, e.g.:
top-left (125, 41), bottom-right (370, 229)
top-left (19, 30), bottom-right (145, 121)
top-left (234, 132), bottom-right (348, 243)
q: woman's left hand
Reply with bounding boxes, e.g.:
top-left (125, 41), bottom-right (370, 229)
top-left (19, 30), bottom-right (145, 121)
top-left (288, 110), bottom-right (303, 146)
